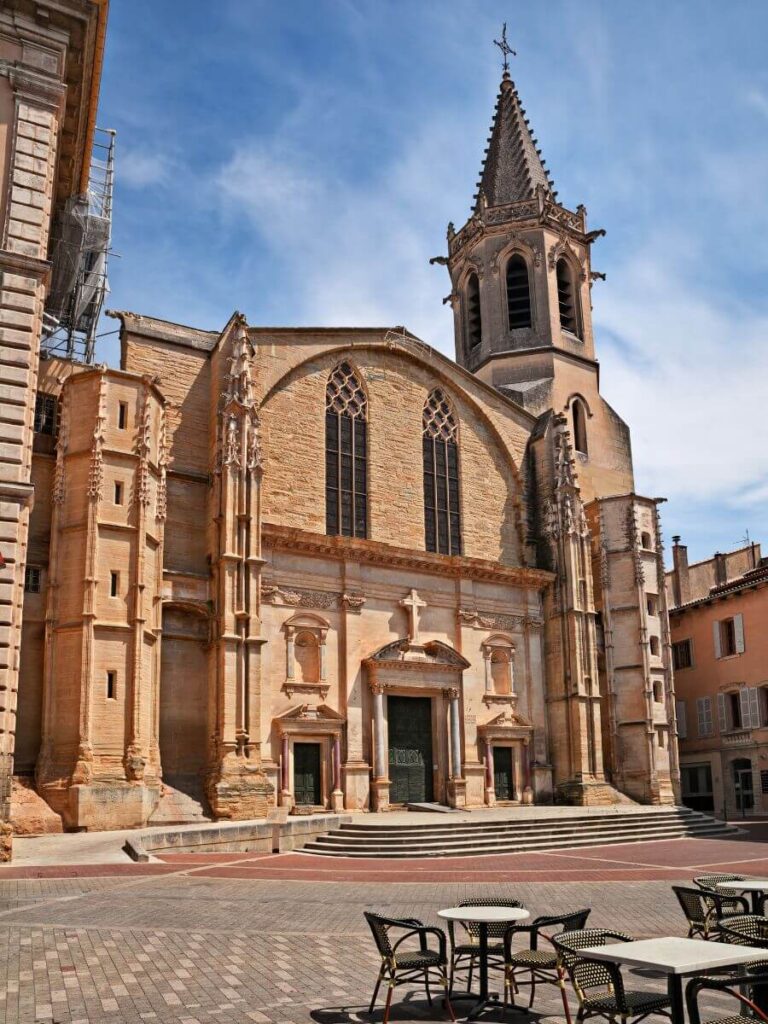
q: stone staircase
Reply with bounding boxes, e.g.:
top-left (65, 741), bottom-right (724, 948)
top-left (301, 807), bottom-right (739, 858)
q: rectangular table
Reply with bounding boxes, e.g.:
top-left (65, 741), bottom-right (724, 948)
top-left (579, 936), bottom-right (765, 1024)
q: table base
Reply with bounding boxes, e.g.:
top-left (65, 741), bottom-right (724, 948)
top-left (450, 990), bottom-right (528, 1020)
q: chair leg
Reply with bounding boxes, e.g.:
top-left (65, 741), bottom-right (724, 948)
top-left (369, 967), bottom-right (384, 1014)
top-left (424, 969), bottom-right (432, 1006)
top-left (529, 975), bottom-right (536, 1009)
top-left (441, 968), bottom-right (456, 1023)
top-left (383, 981), bottom-right (394, 1024)
top-left (467, 956), bottom-right (474, 991)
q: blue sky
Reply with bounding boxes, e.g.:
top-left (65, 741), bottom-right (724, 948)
top-left (96, 1), bottom-right (768, 564)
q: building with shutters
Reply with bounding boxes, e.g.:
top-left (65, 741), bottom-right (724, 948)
top-left (9, 55), bottom-right (682, 835)
top-left (666, 538), bottom-right (768, 818)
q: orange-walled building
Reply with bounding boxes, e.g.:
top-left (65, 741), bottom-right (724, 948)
top-left (667, 538), bottom-right (768, 818)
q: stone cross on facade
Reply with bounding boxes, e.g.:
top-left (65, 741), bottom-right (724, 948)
top-left (400, 588), bottom-right (427, 643)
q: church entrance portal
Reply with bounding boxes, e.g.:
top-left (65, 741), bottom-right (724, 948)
top-left (493, 746), bottom-right (515, 801)
top-left (294, 743), bottom-right (322, 806)
top-left (388, 696), bottom-right (433, 804)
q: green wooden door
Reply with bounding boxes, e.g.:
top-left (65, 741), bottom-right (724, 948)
top-left (388, 697), bottom-right (433, 804)
top-left (493, 746), bottom-right (514, 801)
top-left (294, 743), bottom-right (321, 806)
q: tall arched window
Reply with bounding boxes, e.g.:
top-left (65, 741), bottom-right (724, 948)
top-left (556, 258), bottom-right (579, 336)
top-left (423, 389), bottom-right (461, 555)
top-left (466, 272), bottom-right (482, 350)
top-left (506, 254), bottom-right (532, 329)
top-left (326, 362), bottom-right (367, 538)
top-left (572, 398), bottom-right (588, 455)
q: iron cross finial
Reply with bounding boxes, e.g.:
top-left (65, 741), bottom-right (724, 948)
top-left (494, 22), bottom-right (516, 75)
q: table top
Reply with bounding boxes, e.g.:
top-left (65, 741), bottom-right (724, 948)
top-left (437, 905), bottom-right (530, 924)
top-left (717, 880), bottom-right (768, 892)
top-left (578, 936), bottom-right (764, 975)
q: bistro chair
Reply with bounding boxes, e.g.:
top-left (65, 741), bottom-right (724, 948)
top-left (364, 912), bottom-right (455, 1024)
top-left (686, 969), bottom-right (768, 1024)
top-left (718, 916), bottom-right (768, 949)
top-left (694, 874), bottom-right (748, 893)
top-left (445, 897), bottom-right (525, 994)
top-left (673, 886), bottom-right (749, 940)
top-left (553, 928), bottom-right (672, 1024)
top-left (502, 908), bottom-right (591, 1017)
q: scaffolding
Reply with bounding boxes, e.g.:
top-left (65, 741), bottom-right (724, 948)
top-left (42, 127), bottom-right (116, 363)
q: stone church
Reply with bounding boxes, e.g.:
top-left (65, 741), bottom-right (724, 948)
top-left (15, 66), bottom-right (681, 831)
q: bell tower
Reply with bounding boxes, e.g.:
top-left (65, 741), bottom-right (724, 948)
top-left (438, 55), bottom-right (633, 505)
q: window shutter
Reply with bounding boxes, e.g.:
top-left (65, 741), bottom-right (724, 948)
top-left (676, 700), bottom-right (687, 739)
top-left (740, 686), bottom-right (751, 729)
top-left (748, 687), bottom-right (761, 729)
top-left (717, 692), bottom-right (727, 732)
top-left (713, 620), bottom-right (722, 659)
top-left (734, 613), bottom-right (745, 654)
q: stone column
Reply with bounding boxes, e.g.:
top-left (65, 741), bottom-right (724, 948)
top-left (484, 739), bottom-right (496, 806)
top-left (446, 688), bottom-right (466, 809)
top-left (522, 739), bottom-right (534, 804)
top-left (513, 745), bottom-right (523, 802)
top-left (371, 683), bottom-right (389, 811)
top-left (280, 734), bottom-right (292, 811)
top-left (330, 734), bottom-right (344, 812)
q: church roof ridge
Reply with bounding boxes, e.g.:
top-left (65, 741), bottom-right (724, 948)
top-left (472, 75), bottom-right (555, 212)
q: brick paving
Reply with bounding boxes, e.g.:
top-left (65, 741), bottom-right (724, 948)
top-left (0, 835), bottom-right (766, 1023)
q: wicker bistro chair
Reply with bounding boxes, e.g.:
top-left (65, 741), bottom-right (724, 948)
top-left (718, 916), bottom-right (768, 949)
top-left (553, 928), bottom-right (672, 1024)
top-left (694, 875), bottom-right (748, 893)
top-left (363, 913), bottom-right (456, 1024)
top-left (502, 909), bottom-right (592, 1016)
top-left (686, 969), bottom-right (768, 1024)
top-left (673, 886), bottom-right (750, 941)
top-left (445, 897), bottom-right (525, 994)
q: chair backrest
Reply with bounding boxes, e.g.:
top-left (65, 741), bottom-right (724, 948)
top-left (527, 909), bottom-right (591, 950)
top-left (673, 885), bottom-right (711, 927)
top-left (693, 874), bottom-right (746, 892)
top-left (686, 970), bottom-right (768, 1024)
top-left (364, 912), bottom-right (422, 959)
top-left (457, 897), bottom-right (524, 940)
top-left (718, 915), bottom-right (768, 948)
top-left (554, 928), bottom-right (632, 1002)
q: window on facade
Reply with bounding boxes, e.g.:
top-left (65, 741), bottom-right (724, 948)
top-left (106, 671), bottom-right (117, 700)
top-left (24, 566), bottom-right (41, 593)
top-left (652, 679), bottom-right (663, 702)
top-left (572, 399), bottom-right (588, 455)
top-left (647, 595), bottom-right (658, 617)
top-left (110, 571), bottom-right (119, 598)
top-left (649, 635), bottom-right (660, 657)
top-left (697, 696), bottom-right (713, 737)
top-left (672, 639), bottom-right (693, 670)
top-left (325, 362), bottom-right (367, 539)
top-left (729, 691), bottom-right (742, 730)
top-left (114, 481), bottom-right (124, 505)
top-left (641, 531), bottom-right (653, 549)
top-left (556, 258), bottom-right (579, 335)
top-left (34, 392), bottom-right (57, 435)
top-left (466, 272), bottom-right (482, 350)
top-left (118, 401), bottom-right (128, 429)
top-left (716, 616), bottom-right (743, 658)
top-left (506, 254), bottom-right (531, 329)
top-left (423, 388), bottom-right (461, 556)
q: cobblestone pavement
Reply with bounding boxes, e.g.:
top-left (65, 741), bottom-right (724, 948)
top-left (0, 862), bottom-right (759, 1024)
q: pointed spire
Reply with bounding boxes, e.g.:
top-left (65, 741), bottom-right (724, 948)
top-left (473, 76), bottom-right (555, 211)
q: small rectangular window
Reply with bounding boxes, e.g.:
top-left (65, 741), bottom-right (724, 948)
top-left (118, 402), bottom-right (128, 430)
top-left (697, 696), bottom-right (713, 737)
top-left (647, 595), bottom-right (658, 617)
top-left (672, 639), bottom-right (693, 671)
top-left (721, 618), bottom-right (737, 657)
top-left (110, 571), bottom-right (119, 597)
top-left (34, 392), bottom-right (57, 435)
top-left (114, 481), bottom-right (123, 505)
top-left (729, 691), bottom-right (742, 729)
top-left (106, 671), bottom-right (117, 700)
top-left (24, 566), bottom-right (41, 593)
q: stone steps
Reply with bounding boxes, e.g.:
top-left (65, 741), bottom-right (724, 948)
top-left (301, 808), bottom-right (739, 858)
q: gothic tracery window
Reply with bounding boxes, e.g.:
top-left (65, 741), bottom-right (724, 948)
top-left (506, 254), bottom-right (532, 329)
top-left (326, 362), bottom-right (368, 538)
top-left (466, 272), bottom-right (482, 351)
top-left (423, 388), bottom-right (461, 555)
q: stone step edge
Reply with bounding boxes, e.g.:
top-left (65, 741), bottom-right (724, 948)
top-left (301, 825), bottom-right (739, 858)
top-left (333, 815), bottom-right (713, 840)
top-left (338, 810), bottom-right (702, 833)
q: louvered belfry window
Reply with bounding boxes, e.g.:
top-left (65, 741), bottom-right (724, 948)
top-left (556, 258), bottom-right (579, 335)
top-left (325, 362), bottom-right (367, 538)
top-left (506, 254), bottom-right (532, 329)
top-left (423, 388), bottom-right (461, 556)
top-left (466, 272), bottom-right (482, 350)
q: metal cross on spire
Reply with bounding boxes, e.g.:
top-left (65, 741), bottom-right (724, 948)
top-left (494, 22), bottom-right (516, 76)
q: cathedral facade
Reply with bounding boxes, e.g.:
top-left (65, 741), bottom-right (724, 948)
top-left (15, 69), bottom-right (681, 831)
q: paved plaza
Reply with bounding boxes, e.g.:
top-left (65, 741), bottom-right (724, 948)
top-left (1, 828), bottom-right (767, 1024)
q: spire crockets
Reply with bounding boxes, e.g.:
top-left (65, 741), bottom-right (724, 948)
top-left (473, 61), bottom-right (555, 211)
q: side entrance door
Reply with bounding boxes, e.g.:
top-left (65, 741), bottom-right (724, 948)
top-left (493, 746), bottom-right (514, 801)
top-left (294, 743), bottom-right (321, 806)
top-left (388, 696), bottom-right (434, 804)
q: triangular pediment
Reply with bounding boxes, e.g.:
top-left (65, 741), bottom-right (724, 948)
top-left (274, 702), bottom-right (344, 723)
top-left (365, 637), bottom-right (470, 670)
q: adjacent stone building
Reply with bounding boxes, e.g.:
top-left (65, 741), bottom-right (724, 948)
top-left (11, 63), bottom-right (680, 832)
top-left (0, 0), bottom-right (107, 855)
top-left (667, 538), bottom-right (768, 818)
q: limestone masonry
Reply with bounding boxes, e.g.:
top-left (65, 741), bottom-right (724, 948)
top-left (2, 16), bottom-right (680, 841)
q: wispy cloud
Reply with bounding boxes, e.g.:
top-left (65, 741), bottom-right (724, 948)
top-left (119, 149), bottom-right (174, 188)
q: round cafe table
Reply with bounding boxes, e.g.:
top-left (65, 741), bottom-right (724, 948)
top-left (437, 905), bottom-right (530, 1020)
top-left (717, 879), bottom-right (768, 914)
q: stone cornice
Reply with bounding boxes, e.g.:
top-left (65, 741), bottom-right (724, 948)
top-left (262, 524), bottom-right (554, 589)
top-left (2, 61), bottom-right (66, 109)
